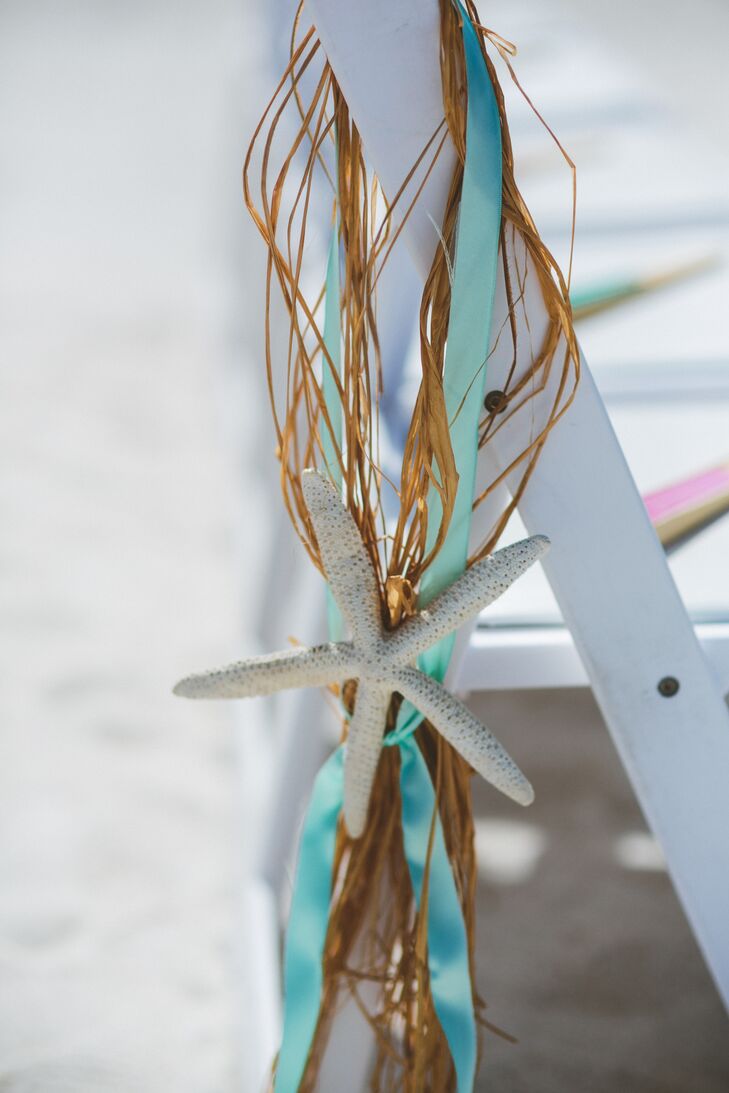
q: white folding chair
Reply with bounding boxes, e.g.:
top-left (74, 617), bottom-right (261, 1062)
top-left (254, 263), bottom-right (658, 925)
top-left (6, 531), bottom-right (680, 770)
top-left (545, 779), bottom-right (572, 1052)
top-left (237, 2), bottom-right (729, 1087)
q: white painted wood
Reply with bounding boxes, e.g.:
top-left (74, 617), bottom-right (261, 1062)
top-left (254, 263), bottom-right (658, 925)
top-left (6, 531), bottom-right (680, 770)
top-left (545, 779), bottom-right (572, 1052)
top-left (237, 879), bottom-right (282, 1091)
top-left (457, 621), bottom-right (729, 694)
top-left (316, 970), bottom-right (380, 1091)
top-left (308, 0), bottom-right (454, 277)
top-left (233, 693), bottom-right (284, 1091)
top-left (307, 0), bottom-right (729, 1011)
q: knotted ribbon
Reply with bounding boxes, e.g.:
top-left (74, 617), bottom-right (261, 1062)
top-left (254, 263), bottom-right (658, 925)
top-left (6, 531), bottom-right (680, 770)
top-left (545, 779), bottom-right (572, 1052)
top-left (274, 6), bottom-right (501, 1089)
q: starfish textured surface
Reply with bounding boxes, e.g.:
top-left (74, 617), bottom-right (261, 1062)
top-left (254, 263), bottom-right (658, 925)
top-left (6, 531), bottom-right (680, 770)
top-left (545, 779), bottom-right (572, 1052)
top-left (175, 470), bottom-right (550, 838)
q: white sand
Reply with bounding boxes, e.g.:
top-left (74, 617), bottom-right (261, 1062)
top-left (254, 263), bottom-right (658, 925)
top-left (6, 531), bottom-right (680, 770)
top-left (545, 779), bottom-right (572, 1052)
top-left (0, 2), bottom-right (272, 1088)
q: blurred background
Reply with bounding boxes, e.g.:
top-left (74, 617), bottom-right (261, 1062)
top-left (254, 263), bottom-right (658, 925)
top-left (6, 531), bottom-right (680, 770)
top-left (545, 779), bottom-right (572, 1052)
top-left (2, 1), bottom-right (729, 1090)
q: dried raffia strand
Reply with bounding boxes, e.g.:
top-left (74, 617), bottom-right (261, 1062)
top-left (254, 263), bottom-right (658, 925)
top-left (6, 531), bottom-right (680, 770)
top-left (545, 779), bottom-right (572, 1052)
top-left (243, 1), bottom-right (579, 1089)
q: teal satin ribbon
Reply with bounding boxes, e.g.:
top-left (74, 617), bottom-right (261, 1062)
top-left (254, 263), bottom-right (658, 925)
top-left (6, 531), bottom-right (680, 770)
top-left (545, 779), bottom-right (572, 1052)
top-left (275, 747), bottom-right (344, 1093)
top-left (274, 5), bottom-right (501, 1089)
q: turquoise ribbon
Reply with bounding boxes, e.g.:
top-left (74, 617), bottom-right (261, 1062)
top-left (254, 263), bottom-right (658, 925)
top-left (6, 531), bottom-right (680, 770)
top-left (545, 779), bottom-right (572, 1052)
top-left (275, 748), bottom-right (344, 1092)
top-left (274, 5), bottom-right (502, 1090)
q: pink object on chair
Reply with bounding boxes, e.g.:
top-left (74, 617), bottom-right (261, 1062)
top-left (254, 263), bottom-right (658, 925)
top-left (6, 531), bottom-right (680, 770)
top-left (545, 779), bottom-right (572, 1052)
top-left (643, 463), bottom-right (729, 548)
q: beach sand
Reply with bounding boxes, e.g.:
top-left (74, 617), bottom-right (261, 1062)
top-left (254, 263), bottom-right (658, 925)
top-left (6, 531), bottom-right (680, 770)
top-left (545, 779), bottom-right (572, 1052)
top-left (0, 2), bottom-right (262, 1087)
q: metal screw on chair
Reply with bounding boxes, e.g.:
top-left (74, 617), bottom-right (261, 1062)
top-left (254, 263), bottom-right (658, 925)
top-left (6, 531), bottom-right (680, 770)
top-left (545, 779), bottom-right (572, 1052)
top-left (484, 389), bottom-right (507, 413)
top-left (657, 676), bottom-right (680, 698)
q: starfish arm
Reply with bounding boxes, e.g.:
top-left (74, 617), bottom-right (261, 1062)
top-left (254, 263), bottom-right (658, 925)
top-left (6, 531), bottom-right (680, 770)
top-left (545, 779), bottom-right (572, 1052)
top-left (302, 469), bottom-right (383, 648)
top-left (394, 667), bottom-right (534, 806)
top-left (343, 682), bottom-right (391, 839)
top-left (387, 536), bottom-right (550, 663)
top-left (173, 642), bottom-right (356, 700)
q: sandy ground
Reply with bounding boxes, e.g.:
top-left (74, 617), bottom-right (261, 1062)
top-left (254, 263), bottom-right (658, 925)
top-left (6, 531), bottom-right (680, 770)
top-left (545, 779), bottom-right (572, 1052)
top-left (470, 689), bottom-right (729, 1092)
top-left (0, 2), bottom-right (267, 1088)
top-left (1, 1), bottom-right (729, 1092)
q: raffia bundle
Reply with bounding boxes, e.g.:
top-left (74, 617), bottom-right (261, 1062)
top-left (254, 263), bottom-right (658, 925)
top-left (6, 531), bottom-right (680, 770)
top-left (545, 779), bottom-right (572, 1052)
top-left (243, 2), bottom-right (579, 1087)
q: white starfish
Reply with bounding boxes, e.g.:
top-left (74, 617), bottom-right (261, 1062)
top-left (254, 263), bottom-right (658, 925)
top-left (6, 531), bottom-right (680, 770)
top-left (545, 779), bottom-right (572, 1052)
top-left (174, 470), bottom-right (549, 838)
